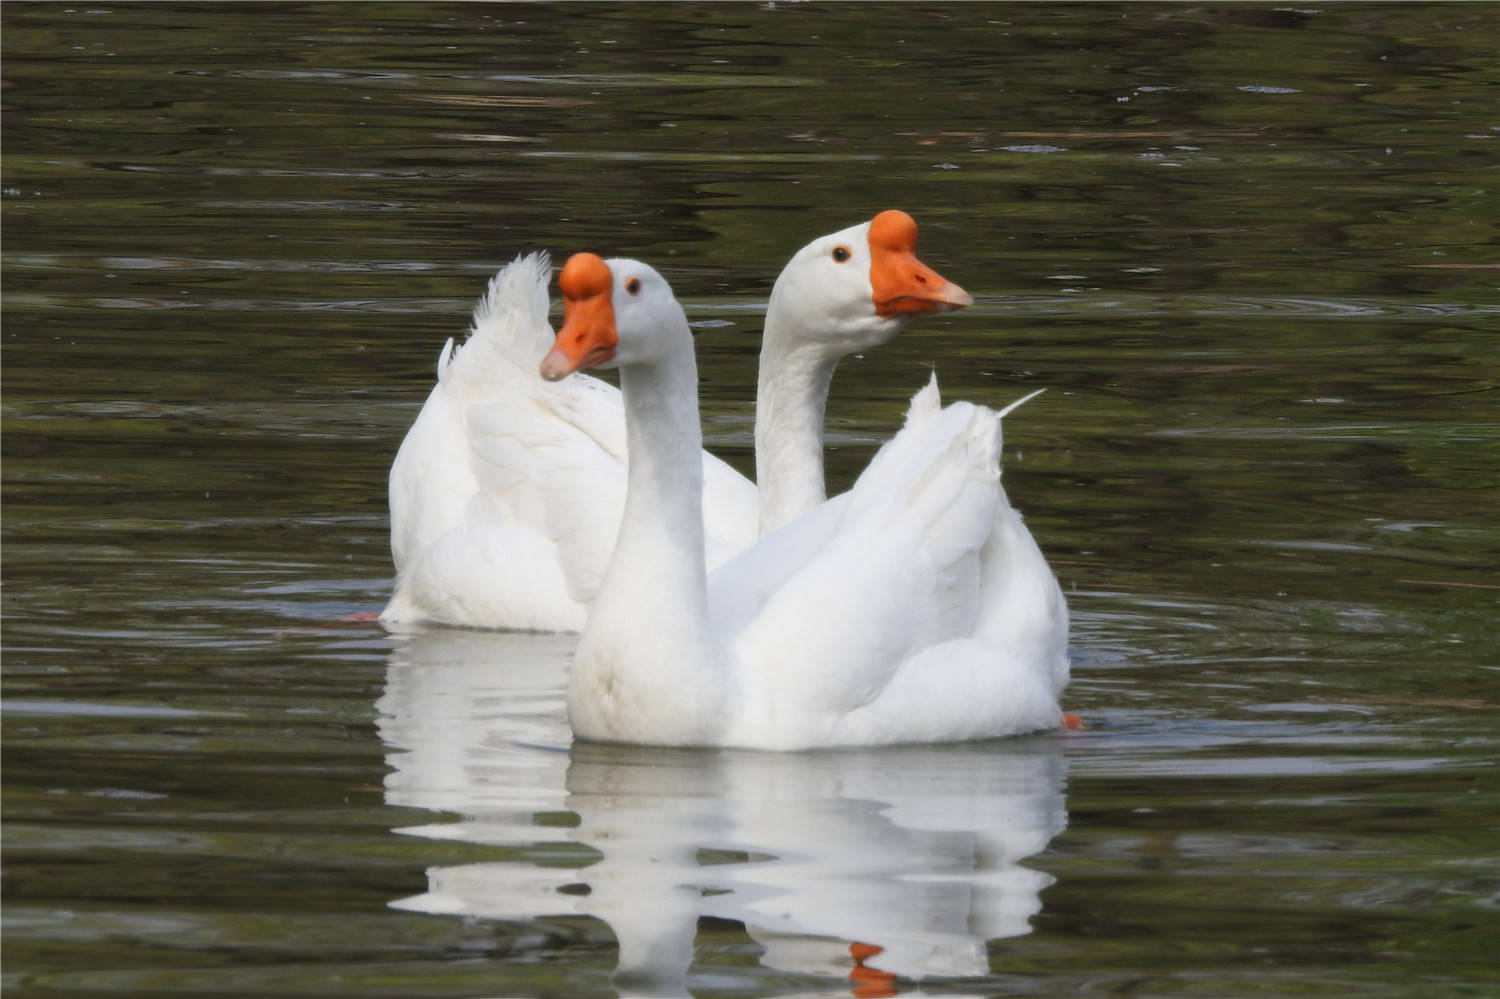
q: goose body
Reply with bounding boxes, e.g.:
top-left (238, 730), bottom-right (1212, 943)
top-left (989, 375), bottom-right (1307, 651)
top-left (543, 253), bottom-right (1067, 750)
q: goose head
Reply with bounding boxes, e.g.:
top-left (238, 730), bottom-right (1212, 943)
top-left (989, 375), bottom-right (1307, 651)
top-left (540, 253), bottom-right (687, 380)
top-left (767, 208), bottom-right (973, 357)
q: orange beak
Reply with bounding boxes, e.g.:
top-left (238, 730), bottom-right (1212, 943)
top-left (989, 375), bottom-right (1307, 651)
top-left (541, 252), bottom-right (619, 381)
top-left (867, 209), bottom-right (973, 318)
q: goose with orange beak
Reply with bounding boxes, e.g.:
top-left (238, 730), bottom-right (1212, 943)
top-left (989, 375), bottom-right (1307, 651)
top-left (540, 251), bottom-right (1067, 749)
top-left (753, 209), bottom-right (974, 535)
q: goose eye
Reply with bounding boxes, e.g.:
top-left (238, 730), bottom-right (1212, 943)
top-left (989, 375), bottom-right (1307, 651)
top-left (831, 246), bottom-right (851, 263)
top-left (625, 277), bottom-right (642, 295)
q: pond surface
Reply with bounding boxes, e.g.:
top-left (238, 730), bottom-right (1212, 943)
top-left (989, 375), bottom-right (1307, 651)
top-left (3, 3), bottom-right (1497, 996)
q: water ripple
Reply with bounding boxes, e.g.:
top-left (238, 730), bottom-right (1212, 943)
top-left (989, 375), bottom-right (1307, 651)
top-left (975, 294), bottom-right (1500, 320)
top-left (6, 276), bottom-right (1494, 322)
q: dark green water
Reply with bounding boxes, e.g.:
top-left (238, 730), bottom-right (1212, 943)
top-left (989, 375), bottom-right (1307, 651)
top-left (3, 3), bottom-right (1497, 996)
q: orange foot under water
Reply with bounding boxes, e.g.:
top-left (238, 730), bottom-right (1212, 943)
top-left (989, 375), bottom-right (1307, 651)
top-left (1062, 712), bottom-right (1085, 731)
top-left (339, 611), bottom-right (383, 624)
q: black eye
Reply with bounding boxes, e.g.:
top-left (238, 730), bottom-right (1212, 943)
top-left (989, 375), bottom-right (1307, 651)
top-left (831, 246), bottom-right (851, 263)
top-left (625, 277), bottom-right (641, 295)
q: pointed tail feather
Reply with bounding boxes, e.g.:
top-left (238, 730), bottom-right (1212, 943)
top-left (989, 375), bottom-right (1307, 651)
top-left (446, 251), bottom-right (555, 389)
top-left (996, 387), bottom-right (1046, 420)
top-left (902, 370), bottom-right (943, 429)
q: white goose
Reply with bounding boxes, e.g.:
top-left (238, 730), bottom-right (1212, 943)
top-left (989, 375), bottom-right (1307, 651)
top-left (541, 253), bottom-right (1068, 749)
top-left (381, 252), bottom-right (754, 632)
top-left (381, 211), bottom-right (977, 631)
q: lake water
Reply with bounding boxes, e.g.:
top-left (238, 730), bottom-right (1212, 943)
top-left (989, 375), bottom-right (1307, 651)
top-left (3, 3), bottom-right (1497, 996)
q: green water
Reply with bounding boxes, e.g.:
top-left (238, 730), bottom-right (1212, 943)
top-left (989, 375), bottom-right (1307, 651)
top-left (3, 3), bottom-right (1497, 996)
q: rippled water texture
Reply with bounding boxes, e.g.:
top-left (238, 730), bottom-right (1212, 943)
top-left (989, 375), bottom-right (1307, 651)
top-left (3, 4), bottom-right (1497, 997)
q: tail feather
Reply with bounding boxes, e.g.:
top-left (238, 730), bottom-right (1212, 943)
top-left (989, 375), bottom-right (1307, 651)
top-left (445, 251), bottom-right (554, 391)
top-left (903, 370), bottom-right (943, 428)
top-left (904, 404), bottom-right (1002, 567)
top-left (995, 387), bottom-right (1046, 421)
top-left (852, 382), bottom-right (998, 522)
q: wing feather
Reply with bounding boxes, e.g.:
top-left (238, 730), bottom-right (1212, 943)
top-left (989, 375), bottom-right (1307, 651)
top-left (717, 378), bottom-right (1005, 725)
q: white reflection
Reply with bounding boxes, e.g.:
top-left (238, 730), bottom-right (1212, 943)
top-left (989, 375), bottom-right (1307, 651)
top-left (377, 627), bottom-right (1068, 998)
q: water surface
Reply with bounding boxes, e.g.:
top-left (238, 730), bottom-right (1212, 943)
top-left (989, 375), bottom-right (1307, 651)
top-left (4, 4), bottom-right (1497, 997)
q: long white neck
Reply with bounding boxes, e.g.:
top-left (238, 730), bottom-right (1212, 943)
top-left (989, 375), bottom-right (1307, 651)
top-left (754, 292), bottom-right (840, 537)
top-left (572, 332), bottom-right (724, 742)
top-left (610, 353), bottom-right (709, 607)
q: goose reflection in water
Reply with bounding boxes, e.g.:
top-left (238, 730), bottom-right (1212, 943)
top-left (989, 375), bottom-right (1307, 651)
top-left (376, 627), bottom-right (1068, 998)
